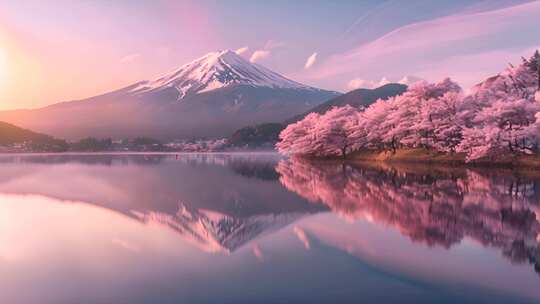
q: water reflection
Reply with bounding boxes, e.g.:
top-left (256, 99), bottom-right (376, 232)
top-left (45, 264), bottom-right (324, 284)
top-left (1, 153), bottom-right (539, 303)
top-left (134, 203), bottom-right (306, 253)
top-left (0, 154), bottom-right (323, 254)
top-left (277, 158), bottom-right (540, 276)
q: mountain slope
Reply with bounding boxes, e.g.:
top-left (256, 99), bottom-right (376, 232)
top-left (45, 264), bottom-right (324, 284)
top-left (130, 50), bottom-right (312, 98)
top-left (287, 83), bottom-right (407, 123)
top-left (0, 50), bottom-right (339, 140)
top-left (0, 121), bottom-right (67, 151)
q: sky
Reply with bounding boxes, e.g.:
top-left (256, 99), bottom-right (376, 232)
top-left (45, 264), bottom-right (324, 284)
top-left (0, 0), bottom-right (539, 110)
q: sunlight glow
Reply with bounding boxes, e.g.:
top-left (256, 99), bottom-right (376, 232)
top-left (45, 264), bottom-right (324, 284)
top-left (0, 48), bottom-right (5, 83)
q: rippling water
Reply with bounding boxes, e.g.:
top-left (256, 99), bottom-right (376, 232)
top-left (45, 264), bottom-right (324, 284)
top-left (0, 153), bottom-right (538, 303)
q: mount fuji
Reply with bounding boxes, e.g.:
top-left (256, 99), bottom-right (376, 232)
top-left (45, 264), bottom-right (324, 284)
top-left (130, 50), bottom-right (316, 98)
top-left (0, 50), bottom-right (339, 139)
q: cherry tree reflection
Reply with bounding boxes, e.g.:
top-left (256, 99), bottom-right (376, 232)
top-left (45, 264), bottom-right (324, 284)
top-left (276, 158), bottom-right (540, 275)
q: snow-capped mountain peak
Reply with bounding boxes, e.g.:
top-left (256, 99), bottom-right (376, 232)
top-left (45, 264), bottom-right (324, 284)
top-left (130, 49), bottom-right (312, 99)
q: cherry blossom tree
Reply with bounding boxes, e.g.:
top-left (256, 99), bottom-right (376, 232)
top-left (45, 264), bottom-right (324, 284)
top-left (420, 91), bottom-right (465, 152)
top-left (276, 52), bottom-right (540, 162)
top-left (276, 112), bottom-right (321, 156)
top-left (311, 105), bottom-right (361, 158)
top-left (522, 50), bottom-right (540, 90)
top-left (458, 64), bottom-right (540, 161)
top-left (356, 98), bottom-right (392, 150)
top-left (373, 78), bottom-right (462, 151)
top-left (277, 106), bottom-right (361, 158)
top-left (470, 64), bottom-right (537, 105)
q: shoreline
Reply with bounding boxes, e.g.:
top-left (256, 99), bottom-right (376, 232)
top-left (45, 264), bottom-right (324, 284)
top-left (296, 148), bottom-right (540, 170)
top-left (0, 150), bottom-right (281, 157)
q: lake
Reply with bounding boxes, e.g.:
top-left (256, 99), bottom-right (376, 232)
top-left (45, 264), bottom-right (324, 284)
top-left (0, 153), bottom-right (538, 304)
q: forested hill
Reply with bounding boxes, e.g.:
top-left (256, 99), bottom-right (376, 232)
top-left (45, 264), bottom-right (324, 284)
top-left (0, 121), bottom-right (68, 151)
top-left (227, 123), bottom-right (283, 149)
top-left (227, 83), bottom-right (407, 148)
top-left (286, 83), bottom-right (407, 124)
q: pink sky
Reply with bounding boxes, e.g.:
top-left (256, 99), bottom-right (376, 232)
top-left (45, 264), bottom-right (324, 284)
top-left (0, 0), bottom-right (539, 111)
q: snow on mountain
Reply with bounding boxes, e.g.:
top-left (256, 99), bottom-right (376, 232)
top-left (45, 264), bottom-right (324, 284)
top-left (130, 50), bottom-right (314, 100)
top-left (133, 202), bottom-right (307, 253)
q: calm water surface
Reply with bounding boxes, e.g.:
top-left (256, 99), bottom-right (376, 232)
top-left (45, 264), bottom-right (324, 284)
top-left (0, 153), bottom-right (539, 304)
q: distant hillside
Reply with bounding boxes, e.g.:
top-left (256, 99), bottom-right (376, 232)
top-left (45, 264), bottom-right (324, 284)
top-left (286, 83), bottom-right (407, 123)
top-left (227, 83), bottom-right (407, 148)
top-left (227, 123), bottom-right (283, 148)
top-left (0, 121), bottom-right (68, 152)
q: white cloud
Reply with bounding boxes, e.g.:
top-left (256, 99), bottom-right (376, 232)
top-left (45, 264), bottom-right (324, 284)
top-left (378, 77), bottom-right (390, 87)
top-left (304, 52), bottom-right (318, 69)
top-left (250, 50), bottom-right (271, 63)
top-left (398, 75), bottom-right (424, 86)
top-left (249, 40), bottom-right (286, 63)
top-left (235, 46), bottom-right (249, 55)
top-left (119, 53), bottom-right (140, 64)
top-left (347, 75), bottom-right (425, 91)
top-left (347, 78), bottom-right (370, 90)
top-left (347, 77), bottom-right (392, 90)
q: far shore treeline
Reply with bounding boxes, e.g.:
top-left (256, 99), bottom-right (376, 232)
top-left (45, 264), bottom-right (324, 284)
top-left (277, 51), bottom-right (540, 164)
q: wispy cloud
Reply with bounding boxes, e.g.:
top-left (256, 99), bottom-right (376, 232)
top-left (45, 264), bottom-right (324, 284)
top-left (250, 50), bottom-right (271, 63)
top-left (111, 238), bottom-right (140, 253)
top-left (304, 52), bottom-right (318, 69)
top-left (264, 40), bottom-right (285, 49)
top-left (235, 46), bottom-right (249, 55)
top-left (119, 53), bottom-right (140, 64)
top-left (312, 1), bottom-right (540, 90)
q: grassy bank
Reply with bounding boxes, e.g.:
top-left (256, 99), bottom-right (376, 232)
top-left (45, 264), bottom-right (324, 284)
top-left (347, 148), bottom-right (540, 169)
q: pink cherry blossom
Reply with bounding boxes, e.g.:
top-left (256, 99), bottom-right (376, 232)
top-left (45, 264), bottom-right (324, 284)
top-left (277, 53), bottom-right (540, 163)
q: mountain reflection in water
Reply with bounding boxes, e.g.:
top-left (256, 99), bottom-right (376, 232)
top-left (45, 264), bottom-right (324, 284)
top-left (0, 153), bottom-right (539, 304)
top-left (0, 153), bottom-right (324, 254)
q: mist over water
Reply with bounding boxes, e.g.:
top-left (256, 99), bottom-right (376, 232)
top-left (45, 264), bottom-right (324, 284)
top-left (0, 153), bottom-right (539, 304)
